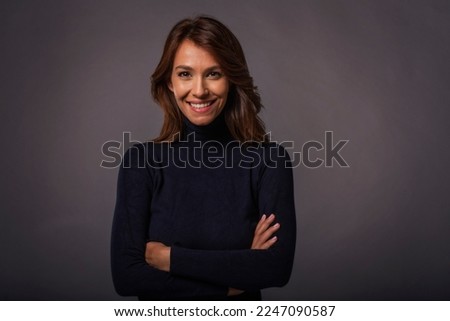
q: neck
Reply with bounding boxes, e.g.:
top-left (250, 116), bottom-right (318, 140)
top-left (181, 112), bottom-right (231, 142)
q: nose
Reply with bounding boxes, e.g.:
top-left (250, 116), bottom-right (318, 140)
top-left (192, 77), bottom-right (208, 98)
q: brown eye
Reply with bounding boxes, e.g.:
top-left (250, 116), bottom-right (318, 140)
top-left (207, 71), bottom-right (222, 79)
top-left (178, 71), bottom-right (191, 78)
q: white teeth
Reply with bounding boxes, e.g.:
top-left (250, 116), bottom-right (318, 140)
top-left (190, 101), bottom-right (213, 109)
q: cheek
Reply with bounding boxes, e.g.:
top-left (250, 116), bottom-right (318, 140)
top-left (171, 81), bottom-right (190, 99)
top-left (213, 81), bottom-right (229, 98)
top-left (222, 85), bottom-right (230, 100)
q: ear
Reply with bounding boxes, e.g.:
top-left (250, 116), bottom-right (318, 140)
top-left (167, 81), bottom-right (173, 92)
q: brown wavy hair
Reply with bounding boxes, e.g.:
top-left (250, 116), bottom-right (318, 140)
top-left (151, 16), bottom-right (266, 142)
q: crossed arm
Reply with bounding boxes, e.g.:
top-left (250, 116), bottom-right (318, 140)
top-left (112, 144), bottom-right (296, 298)
top-left (145, 213), bottom-right (280, 296)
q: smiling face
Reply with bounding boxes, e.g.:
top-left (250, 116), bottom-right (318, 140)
top-left (168, 40), bottom-right (229, 126)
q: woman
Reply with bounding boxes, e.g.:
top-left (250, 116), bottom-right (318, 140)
top-left (111, 16), bottom-right (296, 300)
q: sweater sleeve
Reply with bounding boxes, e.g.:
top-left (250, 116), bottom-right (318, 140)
top-left (111, 144), bottom-right (227, 299)
top-left (170, 144), bottom-right (297, 291)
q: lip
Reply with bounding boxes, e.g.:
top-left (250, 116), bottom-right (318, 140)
top-left (187, 99), bottom-right (216, 113)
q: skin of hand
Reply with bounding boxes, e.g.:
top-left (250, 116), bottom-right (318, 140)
top-left (230, 213), bottom-right (280, 296)
top-left (145, 241), bottom-right (171, 272)
top-left (251, 213), bottom-right (280, 250)
top-left (145, 213), bottom-right (280, 295)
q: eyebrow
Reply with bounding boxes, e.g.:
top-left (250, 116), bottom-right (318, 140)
top-left (174, 65), bottom-right (221, 72)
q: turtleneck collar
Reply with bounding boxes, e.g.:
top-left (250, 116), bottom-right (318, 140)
top-left (181, 111), bottom-right (232, 142)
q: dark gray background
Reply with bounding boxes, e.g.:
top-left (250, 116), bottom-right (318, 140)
top-left (1, 0), bottom-right (449, 300)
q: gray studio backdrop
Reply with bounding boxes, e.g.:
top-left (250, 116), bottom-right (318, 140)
top-left (1, 0), bottom-right (449, 300)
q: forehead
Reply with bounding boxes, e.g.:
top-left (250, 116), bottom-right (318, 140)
top-left (173, 40), bottom-right (219, 68)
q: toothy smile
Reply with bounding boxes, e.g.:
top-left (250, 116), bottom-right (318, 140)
top-left (189, 100), bottom-right (215, 109)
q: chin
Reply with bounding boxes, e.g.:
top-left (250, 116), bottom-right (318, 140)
top-left (183, 108), bottom-right (221, 126)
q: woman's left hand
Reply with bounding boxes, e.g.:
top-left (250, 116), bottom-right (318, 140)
top-left (145, 241), bottom-right (171, 272)
top-left (251, 213), bottom-right (280, 250)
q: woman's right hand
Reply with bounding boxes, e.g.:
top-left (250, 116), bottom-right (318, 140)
top-left (251, 213), bottom-right (280, 250)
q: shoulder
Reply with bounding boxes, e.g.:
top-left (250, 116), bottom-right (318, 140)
top-left (123, 141), bottom-right (180, 171)
top-left (122, 141), bottom-right (167, 168)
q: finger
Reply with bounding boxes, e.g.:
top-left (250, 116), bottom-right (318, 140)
top-left (259, 222), bottom-right (280, 244)
top-left (252, 223), bottom-right (280, 249)
top-left (255, 214), bottom-right (275, 235)
top-left (261, 236), bottom-right (278, 249)
top-left (254, 214), bottom-right (266, 234)
top-left (253, 216), bottom-right (278, 243)
top-left (256, 235), bottom-right (278, 250)
top-left (253, 227), bottom-right (279, 250)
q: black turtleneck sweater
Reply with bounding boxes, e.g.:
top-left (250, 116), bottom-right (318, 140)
top-left (111, 114), bottom-right (296, 300)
